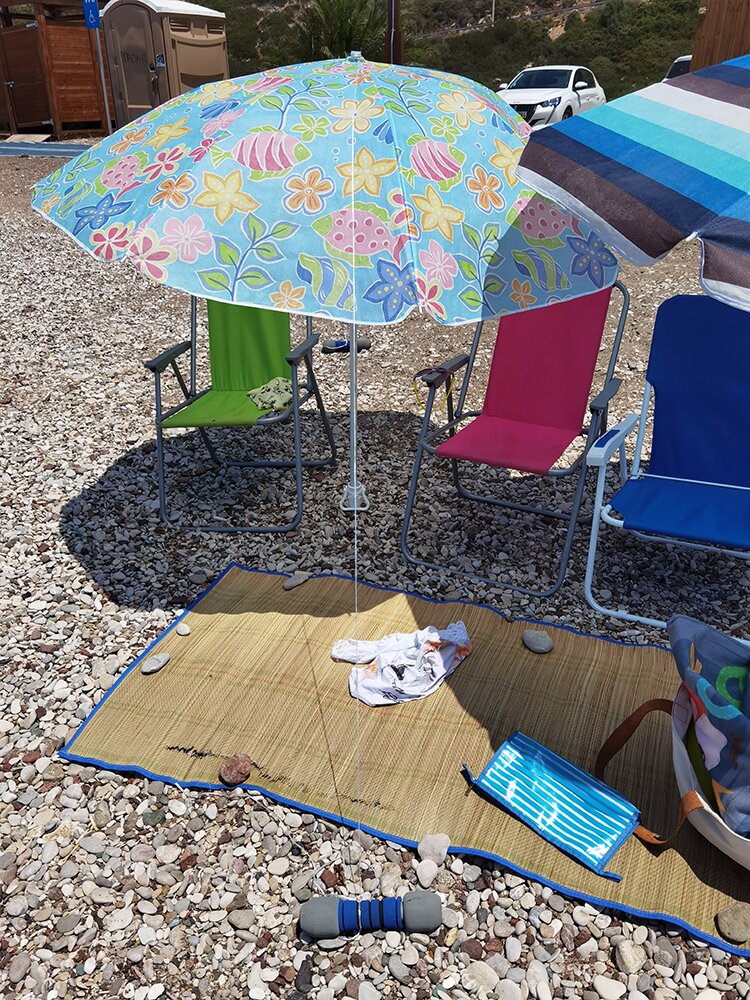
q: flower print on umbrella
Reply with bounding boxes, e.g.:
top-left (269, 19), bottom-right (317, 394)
top-left (388, 190), bottom-right (415, 232)
top-left (510, 278), bottom-right (537, 309)
top-left (427, 115), bottom-right (461, 143)
top-left (283, 168), bottom-right (334, 214)
top-left (201, 107), bottom-right (245, 138)
top-left (336, 148), bottom-right (397, 197)
top-left (147, 116), bottom-right (191, 151)
top-left (416, 275), bottom-right (447, 321)
top-left (489, 139), bottom-right (522, 187)
top-left (270, 280), bottom-right (305, 310)
top-left (128, 228), bottom-right (177, 282)
top-left (194, 170), bottom-right (259, 224)
top-left (466, 165), bottom-right (504, 213)
top-left (419, 240), bottom-right (458, 290)
top-left (162, 215), bottom-right (213, 263)
top-left (413, 184), bottom-right (465, 240)
top-left (567, 231), bottom-right (617, 288)
top-left (111, 126), bottom-right (150, 155)
top-left (101, 154), bottom-right (141, 193)
top-left (292, 114), bottom-right (329, 142)
top-left (149, 173), bottom-right (195, 209)
top-left (436, 89), bottom-right (485, 129)
top-left (91, 222), bottom-right (134, 262)
top-left (73, 193), bottom-right (132, 237)
top-left (364, 258), bottom-right (418, 322)
top-left (143, 146), bottom-right (186, 182)
top-left (196, 79), bottom-right (241, 105)
top-left (330, 97), bottom-right (384, 134)
top-left (188, 138), bottom-right (215, 163)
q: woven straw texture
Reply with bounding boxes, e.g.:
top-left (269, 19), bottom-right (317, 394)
top-left (66, 566), bottom-right (749, 940)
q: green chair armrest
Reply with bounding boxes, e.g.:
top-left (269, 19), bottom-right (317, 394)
top-left (286, 332), bottom-right (320, 366)
top-left (144, 340), bottom-right (192, 375)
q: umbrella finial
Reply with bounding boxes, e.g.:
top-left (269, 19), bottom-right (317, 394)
top-left (348, 51), bottom-right (364, 62)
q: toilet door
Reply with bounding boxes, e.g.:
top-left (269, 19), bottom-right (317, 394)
top-left (107, 2), bottom-right (162, 125)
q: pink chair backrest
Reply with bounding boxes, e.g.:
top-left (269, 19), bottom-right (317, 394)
top-left (483, 288), bottom-right (613, 432)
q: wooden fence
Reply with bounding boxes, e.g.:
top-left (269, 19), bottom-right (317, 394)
top-left (692, 0), bottom-right (750, 71)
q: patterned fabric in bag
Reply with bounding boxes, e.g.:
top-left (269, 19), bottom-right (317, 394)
top-left (667, 615), bottom-right (750, 836)
top-left (465, 732), bottom-right (639, 880)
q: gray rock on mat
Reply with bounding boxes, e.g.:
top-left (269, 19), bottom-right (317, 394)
top-left (417, 832), bottom-right (450, 866)
top-left (176, 622), bottom-right (190, 636)
top-left (141, 652), bottom-right (170, 675)
top-left (283, 570), bottom-right (311, 591)
top-left (522, 629), bottom-right (553, 654)
top-left (715, 900), bottom-right (750, 943)
top-left (219, 753), bottom-right (254, 787)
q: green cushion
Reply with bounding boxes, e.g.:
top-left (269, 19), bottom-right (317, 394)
top-left (162, 390), bottom-right (271, 429)
top-left (207, 301), bottom-right (291, 391)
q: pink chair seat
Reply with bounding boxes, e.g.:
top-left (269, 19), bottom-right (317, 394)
top-left (436, 415), bottom-right (579, 475)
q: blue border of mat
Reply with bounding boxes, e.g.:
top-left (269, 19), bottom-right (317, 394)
top-left (60, 563), bottom-right (747, 957)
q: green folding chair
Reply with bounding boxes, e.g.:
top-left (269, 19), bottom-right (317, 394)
top-left (144, 298), bottom-right (336, 532)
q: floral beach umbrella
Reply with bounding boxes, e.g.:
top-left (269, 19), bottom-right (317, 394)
top-left (32, 54), bottom-right (616, 507)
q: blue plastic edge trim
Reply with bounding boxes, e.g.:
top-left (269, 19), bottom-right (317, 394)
top-left (59, 564), bottom-right (748, 957)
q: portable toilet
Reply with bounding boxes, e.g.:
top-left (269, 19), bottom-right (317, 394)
top-left (102, 0), bottom-right (228, 128)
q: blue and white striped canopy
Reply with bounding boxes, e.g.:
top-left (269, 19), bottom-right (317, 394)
top-left (517, 55), bottom-right (750, 311)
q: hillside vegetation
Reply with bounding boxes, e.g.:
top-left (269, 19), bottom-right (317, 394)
top-left (210, 0), bottom-right (700, 99)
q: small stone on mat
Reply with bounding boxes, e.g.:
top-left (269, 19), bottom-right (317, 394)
top-left (176, 622), bottom-right (190, 636)
top-left (715, 901), bottom-right (750, 943)
top-left (141, 652), bottom-right (170, 675)
top-left (283, 570), bottom-right (311, 591)
top-left (219, 754), bottom-right (254, 787)
top-left (522, 629), bottom-right (553, 654)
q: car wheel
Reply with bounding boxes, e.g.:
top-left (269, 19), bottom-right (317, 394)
top-left (562, 106), bottom-right (573, 119)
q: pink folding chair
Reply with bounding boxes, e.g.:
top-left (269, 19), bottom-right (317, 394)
top-left (400, 281), bottom-right (629, 597)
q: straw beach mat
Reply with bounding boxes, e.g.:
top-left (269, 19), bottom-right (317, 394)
top-left (64, 565), bottom-right (750, 952)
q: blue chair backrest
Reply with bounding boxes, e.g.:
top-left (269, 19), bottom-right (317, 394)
top-left (648, 295), bottom-right (750, 488)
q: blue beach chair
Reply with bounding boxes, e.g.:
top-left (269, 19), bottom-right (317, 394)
top-left (584, 295), bottom-right (750, 627)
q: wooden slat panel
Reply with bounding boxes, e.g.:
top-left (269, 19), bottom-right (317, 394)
top-left (46, 23), bottom-right (103, 123)
top-left (692, 0), bottom-right (750, 71)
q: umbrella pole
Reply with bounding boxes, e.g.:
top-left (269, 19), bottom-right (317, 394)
top-left (340, 322), bottom-right (369, 512)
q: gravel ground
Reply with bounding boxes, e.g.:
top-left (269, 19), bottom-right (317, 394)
top-left (2, 157), bottom-right (749, 1000)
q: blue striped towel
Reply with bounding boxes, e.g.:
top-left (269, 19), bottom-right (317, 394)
top-left (464, 732), bottom-right (639, 880)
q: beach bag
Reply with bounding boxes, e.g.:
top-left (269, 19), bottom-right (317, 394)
top-left (596, 615), bottom-right (750, 871)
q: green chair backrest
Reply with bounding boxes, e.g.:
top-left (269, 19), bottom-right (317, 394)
top-left (206, 300), bottom-right (291, 392)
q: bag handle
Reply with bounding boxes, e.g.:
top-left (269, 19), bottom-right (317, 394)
top-left (595, 698), bottom-right (704, 846)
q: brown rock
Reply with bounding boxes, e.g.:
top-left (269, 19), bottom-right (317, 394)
top-left (218, 754), bottom-right (254, 787)
top-left (321, 868), bottom-right (338, 889)
top-left (461, 939), bottom-right (484, 960)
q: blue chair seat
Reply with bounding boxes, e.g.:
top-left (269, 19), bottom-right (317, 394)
top-left (611, 476), bottom-right (750, 551)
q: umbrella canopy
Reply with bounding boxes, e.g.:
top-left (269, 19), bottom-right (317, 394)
top-left (517, 54), bottom-right (750, 311)
top-left (32, 55), bottom-right (613, 326)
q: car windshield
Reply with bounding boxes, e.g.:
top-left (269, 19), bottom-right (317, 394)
top-left (666, 58), bottom-right (691, 80)
top-left (508, 69), bottom-right (572, 90)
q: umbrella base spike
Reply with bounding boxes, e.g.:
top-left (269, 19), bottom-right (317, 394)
top-left (340, 482), bottom-right (369, 512)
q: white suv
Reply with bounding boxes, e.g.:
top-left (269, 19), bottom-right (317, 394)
top-left (499, 65), bottom-right (606, 130)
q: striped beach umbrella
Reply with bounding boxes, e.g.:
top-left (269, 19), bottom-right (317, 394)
top-left (517, 54), bottom-right (750, 310)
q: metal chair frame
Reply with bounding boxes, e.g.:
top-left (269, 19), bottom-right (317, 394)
top-left (584, 382), bottom-right (750, 629)
top-left (145, 300), bottom-right (337, 533)
top-left (400, 281), bottom-right (630, 597)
